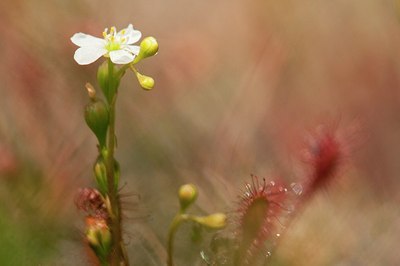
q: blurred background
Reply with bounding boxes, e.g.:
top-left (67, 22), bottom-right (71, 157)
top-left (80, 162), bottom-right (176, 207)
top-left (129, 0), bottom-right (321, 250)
top-left (1, 0), bottom-right (400, 265)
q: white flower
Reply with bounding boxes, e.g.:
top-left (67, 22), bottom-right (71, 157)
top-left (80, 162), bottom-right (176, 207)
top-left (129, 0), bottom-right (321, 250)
top-left (71, 24), bottom-right (141, 65)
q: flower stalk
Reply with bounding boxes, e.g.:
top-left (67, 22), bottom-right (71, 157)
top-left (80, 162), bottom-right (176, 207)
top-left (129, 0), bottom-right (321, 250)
top-left (103, 59), bottom-right (126, 265)
top-left (72, 23), bottom-right (159, 266)
top-left (167, 213), bottom-right (184, 266)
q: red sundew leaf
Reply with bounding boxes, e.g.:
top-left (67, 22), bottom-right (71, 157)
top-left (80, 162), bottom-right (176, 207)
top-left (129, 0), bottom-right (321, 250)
top-left (306, 127), bottom-right (340, 189)
top-left (300, 119), bottom-right (359, 198)
top-left (235, 175), bottom-right (289, 265)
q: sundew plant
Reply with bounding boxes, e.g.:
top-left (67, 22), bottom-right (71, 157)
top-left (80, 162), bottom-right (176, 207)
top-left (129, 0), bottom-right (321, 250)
top-left (70, 23), bottom-right (352, 266)
top-left (2, 1), bottom-right (400, 266)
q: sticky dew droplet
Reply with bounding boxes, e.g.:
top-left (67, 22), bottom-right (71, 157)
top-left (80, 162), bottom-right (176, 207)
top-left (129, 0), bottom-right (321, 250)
top-left (200, 250), bottom-right (211, 264)
top-left (291, 182), bottom-right (303, 196)
top-left (286, 204), bottom-right (295, 212)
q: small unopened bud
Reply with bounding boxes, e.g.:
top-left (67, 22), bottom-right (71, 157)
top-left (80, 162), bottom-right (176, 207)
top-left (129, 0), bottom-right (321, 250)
top-left (135, 71), bottom-right (155, 90)
top-left (133, 36), bottom-right (159, 63)
top-left (85, 83), bottom-right (96, 99)
top-left (97, 61), bottom-right (120, 103)
top-left (192, 213), bottom-right (227, 229)
top-left (93, 156), bottom-right (120, 195)
top-left (178, 184), bottom-right (198, 211)
top-left (84, 99), bottom-right (109, 147)
top-left (85, 216), bottom-right (112, 260)
top-left (94, 157), bottom-right (108, 195)
top-left (104, 195), bottom-right (113, 218)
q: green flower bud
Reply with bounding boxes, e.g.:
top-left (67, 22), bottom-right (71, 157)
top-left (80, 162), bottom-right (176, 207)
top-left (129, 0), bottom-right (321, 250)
top-left (133, 36), bottom-right (159, 63)
top-left (94, 157), bottom-right (108, 195)
top-left (94, 156), bottom-right (120, 195)
top-left (86, 228), bottom-right (100, 246)
top-left (178, 184), bottom-right (198, 212)
top-left (97, 61), bottom-right (120, 103)
top-left (85, 216), bottom-right (111, 261)
top-left (104, 195), bottom-right (112, 218)
top-left (84, 98), bottom-right (109, 148)
top-left (192, 213), bottom-right (227, 229)
top-left (135, 71), bottom-right (155, 90)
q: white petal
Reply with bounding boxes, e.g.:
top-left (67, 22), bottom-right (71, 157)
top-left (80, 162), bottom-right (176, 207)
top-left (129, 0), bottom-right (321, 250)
top-left (117, 24), bottom-right (132, 37)
top-left (117, 24), bottom-right (141, 44)
top-left (74, 47), bottom-right (107, 65)
top-left (126, 30), bottom-right (141, 44)
top-left (121, 24), bottom-right (133, 34)
top-left (109, 50), bottom-right (135, 64)
top-left (71, 33), bottom-right (105, 47)
top-left (123, 45), bottom-right (140, 55)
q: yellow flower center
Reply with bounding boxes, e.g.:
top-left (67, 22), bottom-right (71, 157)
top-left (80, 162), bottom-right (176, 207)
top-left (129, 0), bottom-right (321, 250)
top-left (103, 27), bottom-right (127, 52)
top-left (105, 39), bottom-right (121, 51)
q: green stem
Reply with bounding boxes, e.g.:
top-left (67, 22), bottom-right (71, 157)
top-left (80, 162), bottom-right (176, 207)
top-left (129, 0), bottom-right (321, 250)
top-left (104, 59), bottom-right (129, 266)
top-left (116, 63), bottom-right (131, 77)
top-left (100, 259), bottom-right (109, 266)
top-left (167, 213), bottom-right (190, 266)
top-left (106, 60), bottom-right (116, 196)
